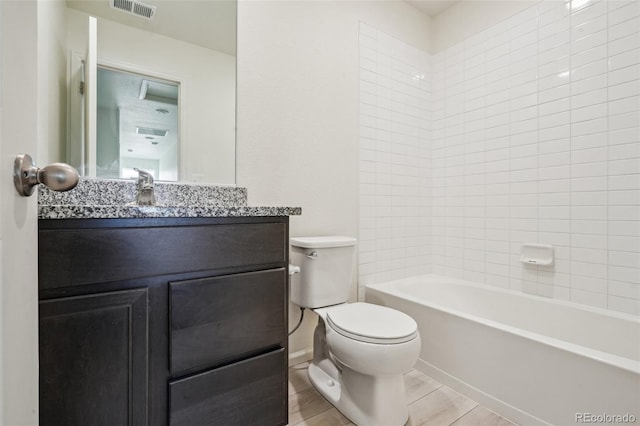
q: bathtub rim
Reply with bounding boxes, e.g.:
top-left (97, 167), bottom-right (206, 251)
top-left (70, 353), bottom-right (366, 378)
top-left (366, 274), bottom-right (640, 375)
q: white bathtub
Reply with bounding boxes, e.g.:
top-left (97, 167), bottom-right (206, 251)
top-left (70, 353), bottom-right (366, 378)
top-left (366, 275), bottom-right (640, 426)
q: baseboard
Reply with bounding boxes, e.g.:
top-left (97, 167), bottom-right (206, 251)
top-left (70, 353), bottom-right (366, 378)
top-left (414, 358), bottom-right (550, 426)
top-left (288, 348), bottom-right (313, 367)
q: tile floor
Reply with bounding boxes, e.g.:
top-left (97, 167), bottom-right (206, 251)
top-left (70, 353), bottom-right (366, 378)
top-left (288, 362), bottom-right (516, 426)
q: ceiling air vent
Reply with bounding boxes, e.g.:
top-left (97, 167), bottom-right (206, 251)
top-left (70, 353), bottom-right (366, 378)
top-left (110, 0), bottom-right (156, 20)
top-left (136, 127), bottom-right (168, 137)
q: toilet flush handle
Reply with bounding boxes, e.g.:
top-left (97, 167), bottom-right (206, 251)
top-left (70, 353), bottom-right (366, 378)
top-left (306, 251), bottom-right (318, 259)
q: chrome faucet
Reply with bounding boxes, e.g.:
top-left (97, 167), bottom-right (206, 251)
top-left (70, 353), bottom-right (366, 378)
top-left (134, 168), bottom-right (156, 205)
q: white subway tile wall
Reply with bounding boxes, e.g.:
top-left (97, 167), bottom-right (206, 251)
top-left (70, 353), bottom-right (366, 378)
top-left (358, 22), bottom-right (432, 300)
top-left (359, 0), bottom-right (640, 315)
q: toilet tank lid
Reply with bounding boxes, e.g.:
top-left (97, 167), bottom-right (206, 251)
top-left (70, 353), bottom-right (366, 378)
top-left (290, 236), bottom-right (357, 248)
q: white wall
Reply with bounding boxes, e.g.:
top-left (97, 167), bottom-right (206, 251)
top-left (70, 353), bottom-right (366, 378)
top-left (236, 0), bottom-right (432, 358)
top-left (67, 7), bottom-right (235, 184)
top-left (38, 0), bottom-right (67, 164)
top-left (159, 144), bottom-right (179, 182)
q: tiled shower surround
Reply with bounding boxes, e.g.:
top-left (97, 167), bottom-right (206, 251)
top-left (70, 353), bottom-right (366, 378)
top-left (358, 0), bottom-right (640, 315)
top-left (358, 22), bottom-right (432, 297)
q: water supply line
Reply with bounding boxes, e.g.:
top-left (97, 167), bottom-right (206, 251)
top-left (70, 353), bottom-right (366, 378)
top-left (288, 307), bottom-right (305, 336)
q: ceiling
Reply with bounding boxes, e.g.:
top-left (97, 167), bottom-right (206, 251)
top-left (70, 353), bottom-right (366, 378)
top-left (66, 0), bottom-right (236, 55)
top-left (66, 0), bottom-right (457, 54)
top-left (405, 0), bottom-right (460, 17)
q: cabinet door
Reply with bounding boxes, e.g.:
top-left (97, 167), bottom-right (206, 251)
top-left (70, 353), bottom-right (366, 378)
top-left (39, 288), bottom-right (149, 426)
top-left (169, 348), bottom-right (287, 426)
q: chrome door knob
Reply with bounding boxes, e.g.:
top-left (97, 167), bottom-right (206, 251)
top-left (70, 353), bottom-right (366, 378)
top-left (14, 153), bottom-right (79, 197)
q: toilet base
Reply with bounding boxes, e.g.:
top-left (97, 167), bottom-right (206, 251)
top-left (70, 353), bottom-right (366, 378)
top-left (308, 360), bottom-right (409, 426)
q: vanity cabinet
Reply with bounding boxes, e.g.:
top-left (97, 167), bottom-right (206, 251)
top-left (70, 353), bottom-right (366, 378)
top-left (38, 217), bottom-right (289, 426)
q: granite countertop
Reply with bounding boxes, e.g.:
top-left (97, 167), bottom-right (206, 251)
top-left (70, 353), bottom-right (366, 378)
top-left (38, 179), bottom-right (301, 219)
top-left (38, 204), bottom-right (302, 219)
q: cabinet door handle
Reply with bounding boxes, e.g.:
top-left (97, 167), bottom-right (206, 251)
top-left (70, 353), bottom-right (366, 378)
top-left (14, 153), bottom-right (79, 197)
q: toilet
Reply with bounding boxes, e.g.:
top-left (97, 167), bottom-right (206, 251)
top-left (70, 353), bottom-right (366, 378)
top-left (290, 236), bottom-right (421, 426)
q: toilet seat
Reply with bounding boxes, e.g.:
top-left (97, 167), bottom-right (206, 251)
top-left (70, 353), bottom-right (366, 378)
top-left (326, 303), bottom-right (418, 344)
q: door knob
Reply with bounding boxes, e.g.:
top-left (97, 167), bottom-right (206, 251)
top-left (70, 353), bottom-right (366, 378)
top-left (13, 153), bottom-right (79, 197)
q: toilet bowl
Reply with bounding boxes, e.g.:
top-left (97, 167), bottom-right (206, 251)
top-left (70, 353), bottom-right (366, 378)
top-left (289, 236), bottom-right (421, 426)
top-left (310, 303), bottom-right (421, 426)
top-left (321, 303), bottom-right (420, 375)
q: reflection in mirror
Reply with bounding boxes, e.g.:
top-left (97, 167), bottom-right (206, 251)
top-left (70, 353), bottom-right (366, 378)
top-left (64, 0), bottom-right (236, 184)
top-left (97, 66), bottom-right (179, 181)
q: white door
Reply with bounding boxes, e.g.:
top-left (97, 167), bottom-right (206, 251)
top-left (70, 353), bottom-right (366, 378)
top-left (0, 1), bottom-right (40, 425)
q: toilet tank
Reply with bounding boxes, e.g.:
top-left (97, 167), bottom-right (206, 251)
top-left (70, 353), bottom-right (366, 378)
top-left (290, 236), bottom-right (357, 308)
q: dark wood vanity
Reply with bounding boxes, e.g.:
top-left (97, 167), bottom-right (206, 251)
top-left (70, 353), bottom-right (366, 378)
top-left (38, 216), bottom-right (290, 426)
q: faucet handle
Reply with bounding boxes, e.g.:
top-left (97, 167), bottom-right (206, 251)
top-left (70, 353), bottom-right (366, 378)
top-left (133, 167), bottom-right (156, 205)
top-left (133, 167), bottom-right (154, 184)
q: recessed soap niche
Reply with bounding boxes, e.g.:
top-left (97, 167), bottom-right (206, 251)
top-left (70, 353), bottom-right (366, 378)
top-left (520, 243), bottom-right (554, 266)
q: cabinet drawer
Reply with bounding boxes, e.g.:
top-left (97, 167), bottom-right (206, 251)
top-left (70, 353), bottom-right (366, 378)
top-left (169, 348), bottom-right (287, 426)
top-left (170, 269), bottom-right (286, 375)
top-left (39, 222), bottom-right (287, 290)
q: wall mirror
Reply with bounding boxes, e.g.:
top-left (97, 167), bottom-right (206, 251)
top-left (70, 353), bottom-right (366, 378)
top-left (96, 66), bottom-right (180, 181)
top-left (65, 0), bottom-right (236, 183)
